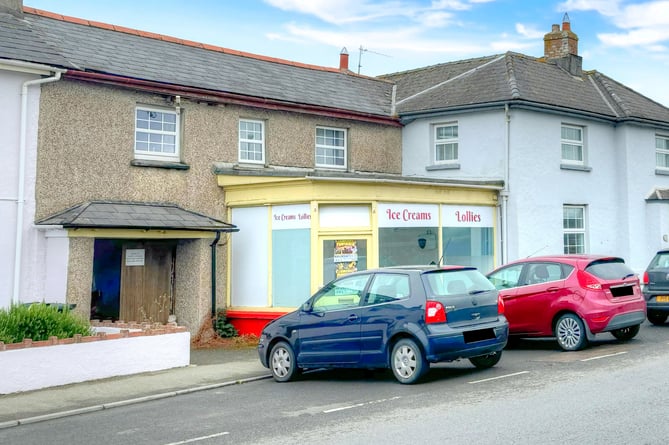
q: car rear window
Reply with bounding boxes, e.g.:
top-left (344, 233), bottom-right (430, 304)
top-left (648, 252), bottom-right (669, 269)
top-left (585, 258), bottom-right (634, 280)
top-left (422, 268), bottom-right (494, 296)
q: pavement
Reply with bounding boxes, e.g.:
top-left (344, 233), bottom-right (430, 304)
top-left (0, 346), bottom-right (270, 429)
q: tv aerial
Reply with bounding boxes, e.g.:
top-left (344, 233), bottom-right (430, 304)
top-left (357, 45), bottom-right (391, 74)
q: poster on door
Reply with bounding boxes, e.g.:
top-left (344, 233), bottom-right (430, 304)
top-left (334, 240), bottom-right (358, 277)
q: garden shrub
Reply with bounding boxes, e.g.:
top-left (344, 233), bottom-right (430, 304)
top-left (0, 303), bottom-right (92, 344)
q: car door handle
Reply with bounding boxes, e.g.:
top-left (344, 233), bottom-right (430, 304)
top-left (546, 287), bottom-right (560, 292)
top-left (348, 314), bottom-right (359, 322)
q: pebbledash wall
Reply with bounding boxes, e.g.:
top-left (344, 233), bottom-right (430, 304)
top-left (0, 321), bottom-right (190, 394)
top-left (221, 175), bottom-right (502, 335)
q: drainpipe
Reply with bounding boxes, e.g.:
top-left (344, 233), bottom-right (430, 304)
top-left (210, 230), bottom-right (221, 317)
top-left (13, 66), bottom-right (64, 305)
top-left (500, 103), bottom-right (511, 265)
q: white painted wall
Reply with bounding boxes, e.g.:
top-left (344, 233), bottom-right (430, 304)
top-left (0, 67), bottom-right (68, 308)
top-left (402, 106), bottom-right (669, 272)
top-left (0, 331), bottom-right (190, 394)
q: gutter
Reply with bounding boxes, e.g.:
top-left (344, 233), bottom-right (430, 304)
top-left (13, 63), bottom-right (66, 305)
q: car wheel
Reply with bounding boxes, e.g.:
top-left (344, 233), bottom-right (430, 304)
top-left (390, 338), bottom-right (428, 384)
top-left (469, 351), bottom-right (502, 369)
top-left (270, 341), bottom-right (298, 382)
top-left (555, 313), bottom-right (588, 351)
top-left (611, 324), bottom-right (640, 341)
top-left (647, 311), bottom-right (668, 326)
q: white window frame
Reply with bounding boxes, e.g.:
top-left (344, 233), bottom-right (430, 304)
top-left (656, 134), bottom-right (669, 170)
top-left (134, 106), bottom-right (180, 162)
top-left (561, 124), bottom-right (585, 166)
top-left (315, 126), bottom-right (347, 169)
top-left (434, 123), bottom-right (458, 163)
top-left (563, 205), bottom-right (587, 254)
top-left (239, 119), bottom-right (265, 164)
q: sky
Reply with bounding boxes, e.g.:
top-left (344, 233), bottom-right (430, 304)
top-left (23, 0), bottom-right (669, 107)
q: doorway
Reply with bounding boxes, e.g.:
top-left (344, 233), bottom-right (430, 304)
top-left (92, 240), bottom-right (176, 323)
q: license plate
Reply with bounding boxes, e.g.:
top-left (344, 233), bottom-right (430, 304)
top-left (657, 296), bottom-right (669, 303)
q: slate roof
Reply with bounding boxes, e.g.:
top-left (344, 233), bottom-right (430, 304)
top-left (0, 8), bottom-right (394, 118)
top-left (381, 52), bottom-right (669, 125)
top-left (35, 201), bottom-right (238, 232)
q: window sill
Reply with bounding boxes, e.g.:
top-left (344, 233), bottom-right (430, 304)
top-left (656, 169), bottom-right (669, 176)
top-left (560, 164), bottom-right (591, 172)
top-left (131, 159), bottom-right (190, 170)
top-left (426, 163), bottom-right (460, 171)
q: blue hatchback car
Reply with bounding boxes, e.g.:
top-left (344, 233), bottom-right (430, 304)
top-left (258, 265), bottom-right (508, 384)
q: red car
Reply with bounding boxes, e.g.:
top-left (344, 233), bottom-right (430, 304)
top-left (486, 255), bottom-right (646, 351)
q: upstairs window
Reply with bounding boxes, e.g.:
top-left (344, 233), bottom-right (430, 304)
top-left (656, 135), bottom-right (669, 170)
top-left (561, 125), bottom-right (584, 165)
top-left (435, 124), bottom-right (458, 162)
top-left (239, 119), bottom-right (265, 164)
top-left (316, 127), bottom-right (346, 168)
top-left (563, 205), bottom-right (586, 254)
top-left (135, 107), bottom-right (179, 161)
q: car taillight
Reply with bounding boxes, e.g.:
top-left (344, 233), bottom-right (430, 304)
top-left (642, 271), bottom-right (649, 285)
top-left (577, 269), bottom-right (602, 290)
top-left (497, 296), bottom-right (505, 315)
top-left (425, 300), bottom-right (447, 324)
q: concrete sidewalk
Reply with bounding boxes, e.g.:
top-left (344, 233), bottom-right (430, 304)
top-left (0, 347), bottom-right (270, 429)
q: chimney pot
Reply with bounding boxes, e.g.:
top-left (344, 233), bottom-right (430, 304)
top-left (339, 47), bottom-right (349, 71)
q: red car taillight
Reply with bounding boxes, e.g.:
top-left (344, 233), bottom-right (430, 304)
top-left (577, 269), bottom-right (602, 290)
top-left (497, 296), bottom-right (505, 315)
top-left (642, 271), bottom-right (649, 285)
top-left (425, 300), bottom-right (447, 324)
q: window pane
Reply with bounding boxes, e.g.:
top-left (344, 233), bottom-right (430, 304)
top-left (562, 143), bottom-right (583, 161)
top-left (563, 207), bottom-right (584, 229)
top-left (564, 233), bottom-right (585, 254)
top-left (135, 108), bottom-right (179, 159)
top-left (316, 128), bottom-right (346, 167)
top-left (657, 152), bottom-right (669, 168)
top-left (562, 126), bottom-right (582, 141)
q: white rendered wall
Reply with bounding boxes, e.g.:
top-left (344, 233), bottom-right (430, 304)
top-left (402, 106), bottom-right (669, 271)
top-left (0, 331), bottom-right (190, 394)
top-left (0, 69), bottom-right (63, 307)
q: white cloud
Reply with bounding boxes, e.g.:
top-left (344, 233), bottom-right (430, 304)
top-left (515, 23), bottom-right (544, 39)
top-left (556, 0), bottom-right (622, 16)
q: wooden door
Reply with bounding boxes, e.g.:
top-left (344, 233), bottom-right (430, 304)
top-left (120, 242), bottom-right (175, 323)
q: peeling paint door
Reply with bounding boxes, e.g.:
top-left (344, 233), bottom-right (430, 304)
top-left (120, 242), bottom-right (175, 323)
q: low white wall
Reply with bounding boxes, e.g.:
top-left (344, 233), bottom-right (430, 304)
top-left (0, 331), bottom-right (190, 394)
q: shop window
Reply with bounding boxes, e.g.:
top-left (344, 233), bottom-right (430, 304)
top-left (272, 229), bottom-right (310, 307)
top-left (379, 227), bottom-right (439, 267)
top-left (442, 227), bottom-right (494, 273)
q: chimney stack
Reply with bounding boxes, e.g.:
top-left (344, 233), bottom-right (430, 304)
top-left (544, 13), bottom-right (582, 76)
top-left (0, 0), bottom-right (23, 17)
top-left (339, 47), bottom-right (349, 71)
top-left (544, 13), bottom-right (578, 59)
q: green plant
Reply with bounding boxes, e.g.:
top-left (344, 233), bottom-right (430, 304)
top-left (0, 303), bottom-right (93, 344)
top-left (213, 308), bottom-right (238, 338)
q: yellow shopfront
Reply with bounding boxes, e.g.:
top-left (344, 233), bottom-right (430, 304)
top-left (218, 173), bottom-right (501, 335)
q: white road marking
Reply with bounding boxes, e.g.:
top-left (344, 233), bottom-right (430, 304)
top-left (163, 432), bottom-right (230, 445)
top-left (468, 371), bottom-right (529, 384)
top-left (580, 351), bottom-right (628, 362)
top-left (323, 396), bottom-right (401, 414)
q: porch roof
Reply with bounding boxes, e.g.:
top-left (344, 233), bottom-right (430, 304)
top-left (35, 201), bottom-right (238, 232)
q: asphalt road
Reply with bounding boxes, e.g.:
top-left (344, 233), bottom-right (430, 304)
top-left (2, 321), bottom-right (669, 445)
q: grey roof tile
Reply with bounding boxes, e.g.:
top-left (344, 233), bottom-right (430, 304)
top-left (1, 10), bottom-right (394, 117)
top-left (382, 52), bottom-right (669, 125)
top-left (36, 201), bottom-right (238, 231)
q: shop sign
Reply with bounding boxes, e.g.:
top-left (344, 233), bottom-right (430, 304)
top-left (441, 205), bottom-right (493, 227)
top-left (378, 203), bottom-right (439, 228)
top-left (272, 204), bottom-right (311, 230)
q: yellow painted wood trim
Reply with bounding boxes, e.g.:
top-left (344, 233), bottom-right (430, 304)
top-left (220, 177), bottom-right (499, 207)
top-left (66, 228), bottom-right (219, 239)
